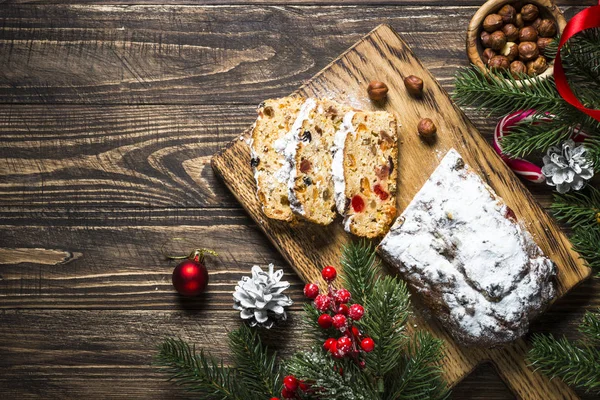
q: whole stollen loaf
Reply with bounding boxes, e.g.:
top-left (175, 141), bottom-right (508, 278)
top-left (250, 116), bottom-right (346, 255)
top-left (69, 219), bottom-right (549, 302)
top-left (378, 149), bottom-right (556, 347)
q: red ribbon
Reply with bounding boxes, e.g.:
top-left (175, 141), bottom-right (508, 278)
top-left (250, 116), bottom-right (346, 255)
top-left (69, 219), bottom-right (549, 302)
top-left (553, 3), bottom-right (600, 122)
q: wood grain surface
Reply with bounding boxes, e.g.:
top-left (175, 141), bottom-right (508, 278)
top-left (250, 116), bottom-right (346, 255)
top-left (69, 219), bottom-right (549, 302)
top-left (1, 2), bottom-right (598, 400)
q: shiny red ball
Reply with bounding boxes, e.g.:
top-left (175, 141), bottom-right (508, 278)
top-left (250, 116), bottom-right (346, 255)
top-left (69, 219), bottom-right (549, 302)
top-left (323, 337), bottom-right (336, 351)
top-left (283, 375), bottom-right (298, 391)
top-left (281, 387), bottom-right (296, 399)
top-left (348, 304), bottom-right (365, 321)
top-left (318, 313), bottom-right (333, 329)
top-left (172, 259), bottom-right (209, 296)
top-left (303, 283), bottom-right (319, 299)
top-left (337, 304), bottom-right (349, 316)
top-left (321, 266), bottom-right (337, 282)
top-left (360, 337), bottom-right (375, 353)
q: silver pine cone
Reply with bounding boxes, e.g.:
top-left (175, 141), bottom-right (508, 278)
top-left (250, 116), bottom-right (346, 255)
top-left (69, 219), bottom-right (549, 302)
top-left (233, 264), bottom-right (293, 329)
top-left (541, 139), bottom-right (594, 194)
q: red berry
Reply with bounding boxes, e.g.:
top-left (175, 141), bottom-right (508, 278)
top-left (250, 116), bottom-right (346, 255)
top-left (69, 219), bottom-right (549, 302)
top-left (373, 184), bottom-right (390, 200)
top-left (270, 398), bottom-right (280, 400)
top-left (351, 195), bottom-right (365, 212)
top-left (323, 337), bottom-right (336, 351)
top-left (298, 381), bottom-right (309, 391)
top-left (303, 283), bottom-right (319, 299)
top-left (334, 288), bottom-right (351, 304)
top-left (359, 360), bottom-right (366, 369)
top-left (360, 337), bottom-right (375, 352)
top-left (283, 375), bottom-right (298, 391)
top-left (337, 304), bottom-right (349, 316)
top-left (321, 266), bottom-right (337, 282)
top-left (332, 313), bottom-right (347, 329)
top-left (337, 336), bottom-right (352, 353)
top-left (317, 314), bottom-right (333, 329)
top-left (348, 304), bottom-right (365, 321)
top-left (351, 326), bottom-right (361, 338)
top-left (314, 294), bottom-right (331, 311)
top-left (281, 387), bottom-right (296, 399)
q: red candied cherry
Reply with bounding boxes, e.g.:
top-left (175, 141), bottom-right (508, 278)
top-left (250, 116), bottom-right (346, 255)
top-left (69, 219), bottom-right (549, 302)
top-left (334, 288), bottom-right (351, 304)
top-left (351, 195), bottom-right (365, 212)
top-left (332, 313), bottom-right (347, 329)
top-left (348, 304), bottom-right (365, 321)
top-left (337, 304), bottom-right (349, 316)
top-left (283, 375), bottom-right (298, 391)
top-left (373, 184), bottom-right (390, 201)
top-left (317, 313), bottom-right (333, 329)
top-left (360, 337), bottom-right (375, 353)
top-left (281, 387), bottom-right (296, 399)
top-left (337, 336), bottom-right (352, 353)
top-left (323, 337), bottom-right (336, 351)
top-left (303, 283), bottom-right (319, 299)
top-left (314, 294), bottom-right (331, 311)
top-left (321, 266), bottom-right (337, 282)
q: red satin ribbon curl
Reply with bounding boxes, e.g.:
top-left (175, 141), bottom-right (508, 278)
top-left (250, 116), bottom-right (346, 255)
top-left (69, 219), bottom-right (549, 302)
top-left (553, 3), bottom-right (600, 122)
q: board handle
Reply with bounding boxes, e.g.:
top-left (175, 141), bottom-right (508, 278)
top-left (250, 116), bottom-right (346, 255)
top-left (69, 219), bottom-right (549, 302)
top-left (487, 339), bottom-right (579, 400)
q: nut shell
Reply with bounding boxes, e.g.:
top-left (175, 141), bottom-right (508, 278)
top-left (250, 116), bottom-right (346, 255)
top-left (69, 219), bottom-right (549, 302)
top-left (502, 24), bottom-right (519, 42)
top-left (417, 118), bottom-right (437, 138)
top-left (483, 14), bottom-right (504, 32)
top-left (403, 75), bottom-right (424, 97)
top-left (521, 4), bottom-right (539, 22)
top-left (538, 19), bottom-right (557, 38)
top-left (519, 26), bottom-right (538, 43)
top-left (515, 13), bottom-right (525, 28)
top-left (367, 81), bottom-right (389, 101)
top-left (510, 60), bottom-right (527, 78)
top-left (489, 30), bottom-right (507, 51)
top-left (498, 4), bottom-right (517, 24)
top-left (518, 41), bottom-right (539, 61)
top-left (488, 55), bottom-right (510, 71)
top-left (501, 42), bottom-right (519, 61)
top-left (481, 31), bottom-right (492, 48)
top-left (527, 56), bottom-right (548, 76)
top-left (537, 37), bottom-right (554, 54)
top-left (482, 48), bottom-right (496, 65)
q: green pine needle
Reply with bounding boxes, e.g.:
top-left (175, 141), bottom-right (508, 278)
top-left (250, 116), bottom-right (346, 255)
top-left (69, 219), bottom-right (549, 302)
top-left (340, 239), bottom-right (379, 305)
top-left (580, 309), bottom-right (600, 346)
top-left (552, 186), bottom-right (600, 230)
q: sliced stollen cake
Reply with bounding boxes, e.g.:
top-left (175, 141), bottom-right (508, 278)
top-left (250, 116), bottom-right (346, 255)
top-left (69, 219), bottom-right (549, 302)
top-left (378, 149), bottom-right (556, 347)
top-left (332, 111), bottom-right (398, 238)
top-left (249, 97), bottom-right (306, 221)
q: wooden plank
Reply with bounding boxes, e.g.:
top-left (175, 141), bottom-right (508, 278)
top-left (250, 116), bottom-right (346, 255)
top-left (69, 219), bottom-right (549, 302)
top-left (0, 5), bottom-right (587, 105)
top-left (211, 24), bottom-right (591, 398)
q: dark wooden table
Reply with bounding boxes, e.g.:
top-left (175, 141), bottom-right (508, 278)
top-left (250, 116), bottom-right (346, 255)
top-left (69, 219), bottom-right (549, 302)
top-left (0, 1), bottom-right (598, 399)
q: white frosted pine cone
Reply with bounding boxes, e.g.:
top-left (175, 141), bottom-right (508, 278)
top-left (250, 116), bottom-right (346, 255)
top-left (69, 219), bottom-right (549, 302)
top-left (541, 139), bottom-right (594, 194)
top-left (233, 263), bottom-right (293, 329)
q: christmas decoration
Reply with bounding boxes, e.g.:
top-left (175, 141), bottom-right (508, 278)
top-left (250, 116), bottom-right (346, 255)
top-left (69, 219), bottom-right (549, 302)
top-left (157, 241), bottom-right (449, 400)
top-left (541, 139), bottom-right (594, 193)
top-left (167, 248), bottom-right (217, 297)
top-left (233, 263), bottom-right (293, 329)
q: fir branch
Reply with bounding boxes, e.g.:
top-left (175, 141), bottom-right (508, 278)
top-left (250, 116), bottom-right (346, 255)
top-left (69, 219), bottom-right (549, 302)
top-left (501, 115), bottom-right (573, 158)
top-left (529, 334), bottom-right (600, 394)
top-left (569, 226), bottom-right (600, 274)
top-left (228, 324), bottom-right (283, 398)
top-left (552, 186), bottom-right (600, 230)
top-left (384, 332), bottom-right (449, 400)
top-left (580, 309), bottom-right (600, 346)
top-left (156, 338), bottom-right (248, 400)
top-left (303, 303), bottom-right (334, 344)
top-left (340, 239), bottom-right (378, 305)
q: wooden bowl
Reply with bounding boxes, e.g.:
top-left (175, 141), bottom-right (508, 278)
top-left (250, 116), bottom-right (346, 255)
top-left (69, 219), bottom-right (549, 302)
top-left (466, 0), bottom-right (567, 86)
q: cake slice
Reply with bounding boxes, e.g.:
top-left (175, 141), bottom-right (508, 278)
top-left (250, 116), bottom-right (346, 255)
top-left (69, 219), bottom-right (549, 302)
top-left (249, 97), bottom-right (306, 221)
top-left (378, 149), bottom-right (556, 347)
top-left (332, 111), bottom-right (398, 238)
top-left (285, 99), bottom-right (352, 225)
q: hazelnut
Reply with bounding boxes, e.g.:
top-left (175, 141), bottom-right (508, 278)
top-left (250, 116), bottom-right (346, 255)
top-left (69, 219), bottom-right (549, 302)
top-left (530, 18), bottom-right (543, 30)
top-left (489, 30), bottom-right (507, 51)
top-left (481, 31), bottom-right (491, 48)
top-left (483, 14), bottom-right (504, 32)
top-left (417, 118), bottom-right (437, 138)
top-left (537, 37), bottom-right (554, 54)
top-left (502, 24), bottom-right (519, 42)
top-left (527, 56), bottom-right (548, 76)
top-left (521, 4), bottom-right (539, 22)
top-left (518, 41), bottom-right (539, 61)
top-left (498, 4), bottom-right (517, 24)
top-left (488, 55), bottom-right (510, 71)
top-left (519, 26), bottom-right (538, 42)
top-left (538, 19), bottom-right (557, 37)
top-left (367, 81), bottom-right (388, 101)
top-left (403, 75), bottom-right (424, 97)
top-left (482, 48), bottom-right (496, 65)
top-left (501, 42), bottom-right (519, 61)
top-left (515, 13), bottom-right (525, 28)
top-left (510, 60), bottom-right (527, 78)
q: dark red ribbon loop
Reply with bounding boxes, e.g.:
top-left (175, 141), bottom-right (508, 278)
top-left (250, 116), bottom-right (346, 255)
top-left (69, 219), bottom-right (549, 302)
top-left (553, 4), bottom-right (600, 122)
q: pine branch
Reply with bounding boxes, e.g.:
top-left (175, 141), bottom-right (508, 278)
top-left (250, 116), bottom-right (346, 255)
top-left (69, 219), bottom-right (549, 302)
top-left (580, 309), bottom-right (600, 346)
top-left (156, 338), bottom-right (248, 400)
top-left (552, 186), bottom-right (600, 230)
top-left (228, 324), bottom-right (283, 398)
top-left (384, 332), bottom-right (449, 400)
top-left (569, 226), bottom-right (600, 274)
top-left (340, 239), bottom-right (378, 305)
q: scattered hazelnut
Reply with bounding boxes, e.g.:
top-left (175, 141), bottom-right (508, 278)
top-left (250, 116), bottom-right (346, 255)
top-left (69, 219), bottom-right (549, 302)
top-left (501, 42), bottom-right (519, 61)
top-left (538, 19), bottom-right (557, 37)
top-left (498, 4), bottom-right (517, 24)
top-left (488, 55), bottom-right (510, 71)
top-left (521, 4), bottom-right (539, 22)
top-left (483, 14), bottom-right (504, 32)
top-left (489, 30), bottom-right (507, 51)
top-left (519, 26), bottom-right (538, 42)
top-left (530, 17), bottom-right (543, 30)
top-left (502, 24), bottom-right (519, 42)
top-left (481, 31), bottom-right (492, 48)
top-left (403, 75), bottom-right (424, 97)
top-left (417, 118), bottom-right (437, 138)
top-left (510, 60), bottom-right (527, 78)
top-left (518, 41), bottom-right (539, 61)
top-left (537, 37), bottom-right (554, 54)
top-left (515, 13), bottom-right (525, 28)
top-left (482, 48), bottom-right (496, 65)
top-left (527, 56), bottom-right (548, 76)
top-left (367, 81), bottom-right (388, 101)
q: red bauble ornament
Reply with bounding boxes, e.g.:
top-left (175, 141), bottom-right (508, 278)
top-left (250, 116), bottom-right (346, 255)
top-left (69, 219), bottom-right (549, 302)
top-left (170, 248), bottom-right (217, 297)
top-left (321, 265), bottom-right (337, 282)
top-left (318, 313), bottom-right (333, 329)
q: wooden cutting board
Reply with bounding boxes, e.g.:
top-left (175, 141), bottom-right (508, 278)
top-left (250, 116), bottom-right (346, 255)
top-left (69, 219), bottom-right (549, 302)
top-left (211, 24), bottom-right (591, 399)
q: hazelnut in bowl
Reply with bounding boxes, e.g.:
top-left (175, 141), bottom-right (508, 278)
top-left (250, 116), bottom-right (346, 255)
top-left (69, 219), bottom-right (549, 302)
top-left (467, 0), bottom-right (566, 85)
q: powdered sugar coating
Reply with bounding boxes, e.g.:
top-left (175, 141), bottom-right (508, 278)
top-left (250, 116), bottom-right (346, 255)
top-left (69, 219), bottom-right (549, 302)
top-left (378, 149), bottom-right (556, 346)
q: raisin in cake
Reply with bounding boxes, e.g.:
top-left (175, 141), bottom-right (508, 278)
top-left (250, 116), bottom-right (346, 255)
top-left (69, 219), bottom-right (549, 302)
top-left (332, 111), bottom-right (398, 238)
top-left (378, 149), bottom-right (556, 347)
top-left (249, 97), bottom-right (306, 221)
